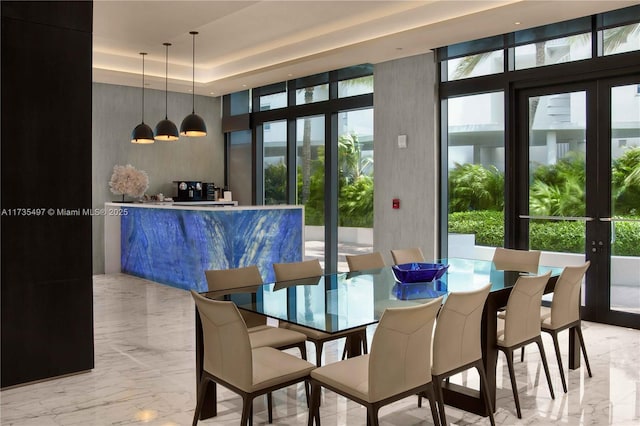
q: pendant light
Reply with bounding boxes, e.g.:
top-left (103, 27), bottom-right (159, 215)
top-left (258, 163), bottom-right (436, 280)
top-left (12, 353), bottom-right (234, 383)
top-left (180, 31), bottom-right (207, 137)
top-left (154, 42), bottom-right (179, 141)
top-left (131, 52), bottom-right (154, 144)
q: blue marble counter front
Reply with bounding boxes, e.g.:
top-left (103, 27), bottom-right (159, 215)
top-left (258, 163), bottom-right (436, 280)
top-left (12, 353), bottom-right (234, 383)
top-left (120, 206), bottom-right (303, 291)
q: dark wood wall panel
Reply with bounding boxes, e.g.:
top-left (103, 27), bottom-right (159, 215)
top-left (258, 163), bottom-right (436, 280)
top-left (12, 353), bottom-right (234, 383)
top-left (1, 1), bottom-right (94, 388)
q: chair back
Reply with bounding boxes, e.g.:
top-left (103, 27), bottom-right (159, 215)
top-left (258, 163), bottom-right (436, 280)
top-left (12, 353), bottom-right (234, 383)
top-left (550, 261), bottom-right (590, 327)
top-left (390, 247), bottom-right (425, 265)
top-left (205, 266), bottom-right (266, 328)
top-left (432, 284), bottom-right (491, 375)
top-left (273, 259), bottom-right (322, 281)
top-left (346, 252), bottom-right (385, 272)
top-left (205, 265), bottom-right (263, 293)
top-left (502, 272), bottom-right (551, 346)
top-left (190, 290), bottom-right (252, 391)
top-left (368, 297), bottom-right (442, 402)
top-left (493, 247), bottom-right (541, 273)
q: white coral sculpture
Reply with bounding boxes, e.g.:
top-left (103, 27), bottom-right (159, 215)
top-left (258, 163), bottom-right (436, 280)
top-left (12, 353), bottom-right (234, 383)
top-left (109, 164), bottom-right (149, 199)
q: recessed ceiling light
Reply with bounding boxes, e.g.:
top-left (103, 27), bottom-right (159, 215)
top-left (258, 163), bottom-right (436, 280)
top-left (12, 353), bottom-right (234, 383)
top-left (188, 89), bottom-right (192, 92)
top-left (288, 73), bottom-right (293, 77)
top-left (209, 91), bottom-right (215, 95)
top-left (242, 84), bottom-right (247, 87)
top-left (515, 21), bottom-right (521, 25)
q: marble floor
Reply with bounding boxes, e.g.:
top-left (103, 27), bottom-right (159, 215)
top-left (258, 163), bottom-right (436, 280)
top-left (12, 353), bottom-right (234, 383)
top-left (1, 273), bottom-right (639, 426)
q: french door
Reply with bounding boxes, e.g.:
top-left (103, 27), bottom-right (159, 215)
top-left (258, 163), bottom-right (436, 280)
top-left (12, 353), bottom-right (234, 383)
top-left (516, 76), bottom-right (640, 328)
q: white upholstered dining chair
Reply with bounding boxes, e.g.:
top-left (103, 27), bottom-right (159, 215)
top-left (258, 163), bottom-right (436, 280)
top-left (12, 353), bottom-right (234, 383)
top-left (492, 247), bottom-right (541, 273)
top-left (497, 272), bottom-right (555, 418)
top-left (190, 291), bottom-right (315, 426)
top-left (390, 247), bottom-right (425, 265)
top-left (420, 284), bottom-right (495, 426)
top-left (205, 266), bottom-right (308, 360)
top-left (539, 261), bottom-right (592, 393)
top-left (308, 298), bottom-right (444, 426)
top-left (345, 251), bottom-right (385, 272)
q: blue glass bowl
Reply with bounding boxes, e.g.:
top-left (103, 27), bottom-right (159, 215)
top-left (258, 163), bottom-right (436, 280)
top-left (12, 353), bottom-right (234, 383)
top-left (391, 263), bottom-right (450, 283)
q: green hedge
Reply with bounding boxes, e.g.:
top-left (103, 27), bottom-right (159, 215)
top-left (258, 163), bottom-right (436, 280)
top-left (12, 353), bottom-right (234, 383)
top-left (449, 210), bottom-right (640, 256)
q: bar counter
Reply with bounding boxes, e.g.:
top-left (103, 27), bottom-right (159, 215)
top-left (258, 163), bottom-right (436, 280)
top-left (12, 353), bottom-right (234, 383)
top-left (104, 202), bottom-right (304, 291)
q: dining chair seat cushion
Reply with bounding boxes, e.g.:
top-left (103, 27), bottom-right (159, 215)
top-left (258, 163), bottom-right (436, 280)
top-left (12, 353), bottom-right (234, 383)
top-left (247, 324), bottom-right (272, 333)
top-left (249, 326), bottom-right (307, 349)
top-left (540, 301), bottom-right (587, 330)
top-left (283, 322), bottom-right (366, 341)
top-left (540, 306), bottom-right (555, 328)
top-left (496, 318), bottom-right (506, 345)
top-left (311, 354), bottom-right (370, 402)
top-left (250, 346), bottom-right (315, 393)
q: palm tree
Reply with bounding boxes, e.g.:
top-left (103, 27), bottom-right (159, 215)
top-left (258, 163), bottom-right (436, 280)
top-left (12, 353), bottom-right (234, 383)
top-left (448, 163), bottom-right (504, 212)
top-left (612, 147), bottom-right (640, 215)
top-left (452, 26), bottom-right (637, 120)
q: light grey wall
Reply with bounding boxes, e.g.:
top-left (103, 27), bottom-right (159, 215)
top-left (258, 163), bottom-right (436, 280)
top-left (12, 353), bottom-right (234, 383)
top-left (92, 82), bottom-right (224, 273)
top-left (373, 53), bottom-right (439, 265)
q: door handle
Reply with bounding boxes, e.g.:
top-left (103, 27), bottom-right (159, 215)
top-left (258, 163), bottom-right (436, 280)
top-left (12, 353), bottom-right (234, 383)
top-left (519, 215), bottom-right (594, 221)
top-left (599, 217), bottom-right (640, 223)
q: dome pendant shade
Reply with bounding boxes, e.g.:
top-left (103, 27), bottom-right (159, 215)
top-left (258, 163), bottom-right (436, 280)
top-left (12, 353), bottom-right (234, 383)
top-left (180, 113), bottom-right (207, 137)
top-left (180, 31), bottom-right (207, 137)
top-left (131, 52), bottom-right (155, 144)
top-left (155, 42), bottom-right (180, 141)
top-left (155, 119), bottom-right (179, 141)
top-left (131, 122), bottom-right (155, 144)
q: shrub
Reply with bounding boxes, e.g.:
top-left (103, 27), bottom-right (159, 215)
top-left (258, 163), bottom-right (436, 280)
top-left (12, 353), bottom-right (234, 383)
top-left (448, 210), bottom-right (640, 256)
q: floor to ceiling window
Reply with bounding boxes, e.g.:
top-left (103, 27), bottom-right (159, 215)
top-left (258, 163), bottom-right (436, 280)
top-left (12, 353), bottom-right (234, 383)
top-left (446, 92), bottom-right (504, 259)
top-left (439, 5), bottom-right (640, 328)
top-left (337, 108), bottom-right (374, 270)
top-left (222, 65), bottom-right (374, 273)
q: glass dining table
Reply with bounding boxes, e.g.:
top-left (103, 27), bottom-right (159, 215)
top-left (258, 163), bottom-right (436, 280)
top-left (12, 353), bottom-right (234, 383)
top-left (195, 257), bottom-right (566, 420)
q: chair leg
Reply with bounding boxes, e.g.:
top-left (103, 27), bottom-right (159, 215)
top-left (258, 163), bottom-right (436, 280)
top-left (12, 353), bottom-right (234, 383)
top-left (503, 348), bottom-right (522, 419)
top-left (367, 405), bottom-right (380, 426)
top-left (192, 378), bottom-right (209, 426)
top-left (476, 361), bottom-right (496, 426)
top-left (315, 342), bottom-right (324, 367)
top-left (240, 395), bottom-right (252, 426)
top-left (431, 375), bottom-right (447, 426)
top-left (576, 326), bottom-right (592, 377)
top-left (549, 331), bottom-right (567, 393)
top-left (535, 337), bottom-right (555, 400)
top-left (424, 383), bottom-right (442, 426)
top-left (299, 342), bottom-right (308, 361)
top-left (341, 343), bottom-right (348, 360)
top-left (267, 392), bottom-right (273, 423)
top-left (308, 382), bottom-right (321, 426)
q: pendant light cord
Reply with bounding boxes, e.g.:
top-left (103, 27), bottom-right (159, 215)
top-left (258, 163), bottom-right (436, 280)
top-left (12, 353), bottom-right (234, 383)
top-left (163, 43), bottom-right (171, 120)
top-left (141, 53), bottom-right (146, 122)
top-left (190, 32), bottom-right (198, 114)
